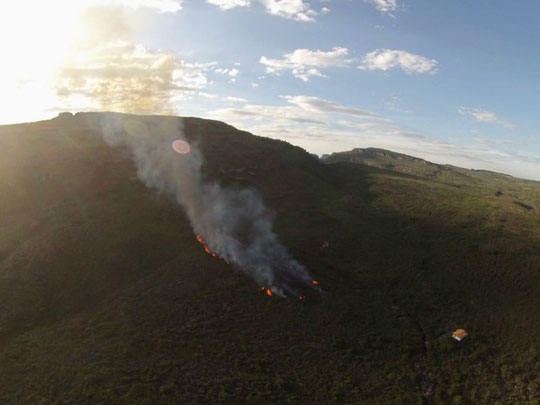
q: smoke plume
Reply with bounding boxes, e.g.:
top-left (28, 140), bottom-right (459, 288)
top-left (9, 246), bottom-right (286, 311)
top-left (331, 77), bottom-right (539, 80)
top-left (84, 112), bottom-right (317, 297)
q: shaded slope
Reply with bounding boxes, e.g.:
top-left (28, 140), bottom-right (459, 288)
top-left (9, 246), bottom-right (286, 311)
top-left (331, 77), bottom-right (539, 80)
top-left (0, 114), bottom-right (539, 403)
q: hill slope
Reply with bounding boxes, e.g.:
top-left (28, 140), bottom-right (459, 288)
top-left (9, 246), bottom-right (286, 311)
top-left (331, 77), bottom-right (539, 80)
top-left (0, 113), bottom-right (539, 403)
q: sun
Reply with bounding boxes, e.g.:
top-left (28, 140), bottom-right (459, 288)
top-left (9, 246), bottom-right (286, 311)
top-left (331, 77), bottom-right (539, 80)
top-left (0, 2), bottom-right (87, 124)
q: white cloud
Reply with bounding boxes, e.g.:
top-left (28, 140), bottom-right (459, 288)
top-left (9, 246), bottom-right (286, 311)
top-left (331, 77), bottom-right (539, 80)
top-left (283, 95), bottom-right (380, 118)
top-left (321, 7), bottom-right (330, 14)
top-left (364, 0), bottom-right (396, 13)
top-left (214, 67), bottom-right (240, 83)
top-left (458, 107), bottom-right (515, 129)
top-left (209, 102), bottom-right (327, 125)
top-left (360, 49), bottom-right (438, 74)
top-left (261, 47), bottom-right (438, 80)
top-left (260, 47), bottom-right (351, 81)
top-left (214, 67), bottom-right (240, 77)
top-left (94, 0), bottom-right (185, 12)
top-left (208, 95), bottom-right (380, 129)
top-left (122, 0), bottom-right (184, 12)
top-left (199, 92), bottom-right (247, 103)
top-left (224, 96), bottom-right (247, 102)
top-left (206, 0), bottom-right (318, 21)
top-left (56, 41), bottom-right (211, 114)
top-left (11, 0), bottom-right (186, 13)
top-left (264, 0), bottom-right (317, 21)
top-left (206, 0), bottom-right (251, 10)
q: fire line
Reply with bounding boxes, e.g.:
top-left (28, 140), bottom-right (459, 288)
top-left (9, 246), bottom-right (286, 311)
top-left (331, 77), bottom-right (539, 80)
top-left (196, 234), bottom-right (230, 264)
top-left (196, 235), bottom-right (320, 299)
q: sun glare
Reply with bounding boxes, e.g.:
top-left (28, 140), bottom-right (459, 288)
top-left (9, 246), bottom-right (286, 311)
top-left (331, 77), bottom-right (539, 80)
top-left (0, 2), bottom-right (99, 124)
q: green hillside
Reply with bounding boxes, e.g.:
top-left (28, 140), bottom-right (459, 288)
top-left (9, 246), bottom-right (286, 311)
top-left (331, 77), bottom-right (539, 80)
top-left (1, 113), bottom-right (539, 403)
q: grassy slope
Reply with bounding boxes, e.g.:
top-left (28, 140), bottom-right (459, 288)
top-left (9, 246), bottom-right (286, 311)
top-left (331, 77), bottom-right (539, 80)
top-left (0, 114), bottom-right (539, 403)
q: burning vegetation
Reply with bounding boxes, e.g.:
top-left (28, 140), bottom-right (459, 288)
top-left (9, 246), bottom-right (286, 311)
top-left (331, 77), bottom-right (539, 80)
top-left (196, 233), bottom-right (320, 299)
top-left (196, 234), bottom-right (229, 264)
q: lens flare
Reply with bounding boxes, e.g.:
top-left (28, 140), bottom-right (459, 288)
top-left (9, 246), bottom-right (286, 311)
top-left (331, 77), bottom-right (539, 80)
top-left (172, 139), bottom-right (190, 154)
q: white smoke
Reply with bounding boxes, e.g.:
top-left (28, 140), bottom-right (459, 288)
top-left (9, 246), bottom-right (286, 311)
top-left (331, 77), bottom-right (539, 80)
top-left (80, 112), bottom-right (317, 297)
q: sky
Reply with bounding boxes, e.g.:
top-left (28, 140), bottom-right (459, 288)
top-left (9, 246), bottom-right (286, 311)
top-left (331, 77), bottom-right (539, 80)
top-left (1, 0), bottom-right (540, 180)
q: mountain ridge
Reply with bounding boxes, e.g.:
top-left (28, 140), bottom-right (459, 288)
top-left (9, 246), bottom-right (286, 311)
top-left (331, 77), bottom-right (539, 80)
top-left (325, 146), bottom-right (520, 181)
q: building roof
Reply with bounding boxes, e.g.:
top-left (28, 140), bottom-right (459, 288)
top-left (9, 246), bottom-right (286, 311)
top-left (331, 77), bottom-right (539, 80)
top-left (452, 329), bottom-right (468, 339)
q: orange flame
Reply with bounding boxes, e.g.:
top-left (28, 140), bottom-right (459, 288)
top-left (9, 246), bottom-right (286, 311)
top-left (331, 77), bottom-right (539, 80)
top-left (312, 280), bottom-right (319, 285)
top-left (196, 234), bottom-right (229, 264)
top-left (266, 288), bottom-right (273, 297)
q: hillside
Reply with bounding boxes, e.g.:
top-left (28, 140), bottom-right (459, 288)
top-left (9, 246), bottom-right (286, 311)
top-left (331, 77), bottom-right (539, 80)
top-left (1, 113), bottom-right (539, 403)
top-left (326, 147), bottom-right (518, 180)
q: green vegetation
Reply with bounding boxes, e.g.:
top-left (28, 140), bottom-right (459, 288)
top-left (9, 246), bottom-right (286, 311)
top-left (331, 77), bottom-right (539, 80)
top-left (0, 113), bottom-right (539, 403)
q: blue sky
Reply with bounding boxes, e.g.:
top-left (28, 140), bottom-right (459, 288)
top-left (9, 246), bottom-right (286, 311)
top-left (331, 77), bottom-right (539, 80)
top-left (1, 0), bottom-right (540, 179)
